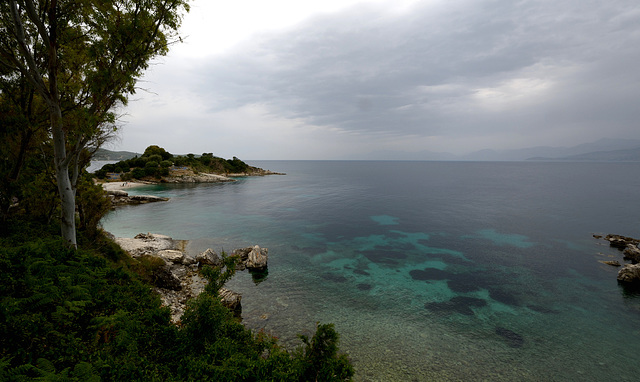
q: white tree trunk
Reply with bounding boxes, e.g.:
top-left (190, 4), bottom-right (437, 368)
top-left (51, 106), bottom-right (77, 248)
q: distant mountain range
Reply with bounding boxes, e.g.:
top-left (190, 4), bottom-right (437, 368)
top-left (358, 138), bottom-right (640, 162)
top-left (97, 138), bottom-right (640, 162)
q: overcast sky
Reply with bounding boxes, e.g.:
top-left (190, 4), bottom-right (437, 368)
top-left (114, 0), bottom-right (640, 159)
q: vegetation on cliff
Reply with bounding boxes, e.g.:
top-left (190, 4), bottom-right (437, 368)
top-left (95, 145), bottom-right (255, 180)
top-left (0, 222), bottom-right (353, 380)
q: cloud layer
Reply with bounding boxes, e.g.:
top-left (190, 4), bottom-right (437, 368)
top-left (119, 0), bottom-right (640, 159)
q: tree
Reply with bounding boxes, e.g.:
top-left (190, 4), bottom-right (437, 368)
top-left (0, 0), bottom-right (189, 247)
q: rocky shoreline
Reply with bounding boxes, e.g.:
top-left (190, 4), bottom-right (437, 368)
top-left (100, 168), bottom-right (285, 207)
top-left (105, 189), bottom-right (170, 206)
top-left (594, 234), bottom-right (640, 286)
top-left (112, 232), bottom-right (268, 323)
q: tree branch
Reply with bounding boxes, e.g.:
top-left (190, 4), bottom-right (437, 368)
top-left (8, 0), bottom-right (51, 104)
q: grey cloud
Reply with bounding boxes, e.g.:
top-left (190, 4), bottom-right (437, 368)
top-left (192, 0), bottom-right (640, 146)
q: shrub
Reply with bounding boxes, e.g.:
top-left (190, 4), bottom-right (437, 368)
top-left (131, 168), bottom-right (146, 179)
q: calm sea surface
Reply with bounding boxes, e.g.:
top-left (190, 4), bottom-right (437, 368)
top-left (101, 161), bottom-right (640, 381)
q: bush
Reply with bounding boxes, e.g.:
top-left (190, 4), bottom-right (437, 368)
top-left (76, 175), bottom-right (111, 238)
top-left (145, 161), bottom-right (158, 169)
top-left (131, 168), bottom-right (146, 179)
top-left (295, 323), bottom-right (354, 381)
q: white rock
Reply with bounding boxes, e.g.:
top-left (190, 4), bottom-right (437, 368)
top-left (245, 245), bottom-right (268, 270)
top-left (158, 249), bottom-right (185, 264)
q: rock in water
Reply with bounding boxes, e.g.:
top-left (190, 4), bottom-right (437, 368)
top-left (196, 248), bottom-right (222, 267)
top-left (605, 234), bottom-right (640, 249)
top-left (617, 264), bottom-right (640, 285)
top-left (623, 244), bottom-right (640, 263)
top-left (495, 327), bottom-right (524, 348)
top-left (233, 245), bottom-right (269, 271)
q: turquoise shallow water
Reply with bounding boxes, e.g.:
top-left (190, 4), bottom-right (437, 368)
top-left (101, 161), bottom-right (640, 381)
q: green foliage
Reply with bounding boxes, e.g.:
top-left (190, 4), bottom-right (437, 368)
top-left (296, 323), bottom-right (355, 381)
top-left (201, 252), bottom-right (239, 297)
top-left (142, 145), bottom-right (173, 161)
top-left (0, 224), bottom-right (355, 381)
top-left (131, 168), bottom-right (146, 179)
top-left (20, 172), bottom-right (59, 224)
top-left (76, 175), bottom-right (112, 238)
top-left (95, 145), bottom-right (253, 180)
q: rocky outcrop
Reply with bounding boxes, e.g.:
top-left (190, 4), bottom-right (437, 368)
top-left (233, 245), bottom-right (268, 271)
top-left (596, 234), bottom-right (640, 264)
top-left (115, 233), bottom-right (179, 258)
top-left (196, 248), bottom-right (222, 266)
top-left (219, 288), bottom-right (242, 315)
top-left (107, 190), bottom-right (169, 206)
top-left (113, 233), bottom-right (267, 322)
top-left (603, 234), bottom-right (640, 250)
top-left (623, 244), bottom-right (640, 263)
top-left (617, 264), bottom-right (640, 285)
top-left (596, 234), bottom-right (640, 287)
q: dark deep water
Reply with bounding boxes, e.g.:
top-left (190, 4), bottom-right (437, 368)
top-left (102, 161), bottom-right (640, 381)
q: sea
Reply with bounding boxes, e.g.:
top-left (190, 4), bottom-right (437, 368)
top-left (100, 160), bottom-right (640, 381)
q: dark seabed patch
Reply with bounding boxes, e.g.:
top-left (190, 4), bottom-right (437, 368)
top-left (446, 273), bottom-right (485, 293)
top-left (357, 283), bottom-right (373, 291)
top-left (495, 327), bottom-right (525, 348)
top-left (361, 248), bottom-right (408, 264)
top-left (488, 288), bottom-right (521, 306)
top-left (425, 296), bottom-right (488, 316)
top-left (410, 268), bottom-right (490, 294)
top-left (527, 304), bottom-right (561, 314)
top-left (353, 269), bottom-right (370, 276)
top-left (320, 273), bottom-right (348, 283)
top-left (409, 268), bottom-right (449, 281)
top-left (291, 245), bottom-right (327, 255)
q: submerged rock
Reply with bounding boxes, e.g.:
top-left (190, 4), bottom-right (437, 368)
top-left (488, 288), bottom-right (521, 306)
top-left (409, 268), bottom-right (449, 281)
top-left (495, 327), bottom-right (524, 348)
top-left (600, 260), bottom-right (621, 267)
top-left (320, 273), bottom-right (348, 283)
top-left (424, 296), bottom-right (487, 316)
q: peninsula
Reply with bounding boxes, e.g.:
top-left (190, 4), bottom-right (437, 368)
top-left (94, 145), bottom-right (284, 184)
